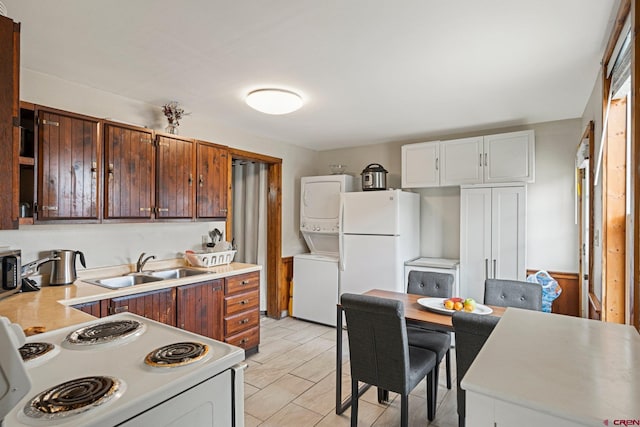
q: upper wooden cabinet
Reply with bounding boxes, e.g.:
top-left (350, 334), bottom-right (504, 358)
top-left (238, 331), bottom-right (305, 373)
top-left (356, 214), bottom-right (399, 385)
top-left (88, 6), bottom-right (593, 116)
top-left (104, 122), bottom-right (155, 219)
top-left (196, 141), bottom-right (228, 218)
top-left (36, 108), bottom-right (100, 221)
top-left (402, 130), bottom-right (535, 188)
top-left (0, 16), bottom-right (20, 229)
top-left (156, 134), bottom-right (195, 219)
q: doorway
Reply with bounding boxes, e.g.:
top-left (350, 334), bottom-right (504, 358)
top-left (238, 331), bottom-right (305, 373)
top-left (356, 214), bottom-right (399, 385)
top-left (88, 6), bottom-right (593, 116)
top-left (227, 148), bottom-right (284, 318)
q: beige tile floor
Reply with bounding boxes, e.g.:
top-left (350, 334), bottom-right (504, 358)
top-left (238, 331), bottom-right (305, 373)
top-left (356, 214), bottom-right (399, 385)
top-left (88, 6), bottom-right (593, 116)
top-left (244, 316), bottom-right (458, 427)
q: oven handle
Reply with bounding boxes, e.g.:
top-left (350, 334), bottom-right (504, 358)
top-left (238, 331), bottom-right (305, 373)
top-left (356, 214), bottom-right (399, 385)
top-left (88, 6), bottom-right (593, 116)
top-left (232, 362), bottom-right (248, 427)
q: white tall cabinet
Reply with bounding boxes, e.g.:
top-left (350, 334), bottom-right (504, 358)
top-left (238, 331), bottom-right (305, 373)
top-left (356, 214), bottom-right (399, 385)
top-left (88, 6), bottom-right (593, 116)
top-left (460, 184), bottom-right (526, 303)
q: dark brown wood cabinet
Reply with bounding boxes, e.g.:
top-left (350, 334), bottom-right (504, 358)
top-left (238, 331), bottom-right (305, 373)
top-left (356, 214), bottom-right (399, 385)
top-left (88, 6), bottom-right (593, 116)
top-left (223, 271), bottom-right (260, 351)
top-left (105, 288), bottom-right (177, 326)
top-left (156, 134), bottom-right (195, 219)
top-left (71, 300), bottom-right (103, 318)
top-left (176, 279), bottom-right (224, 340)
top-left (0, 15), bottom-right (20, 229)
top-left (104, 122), bottom-right (155, 219)
top-left (196, 142), bottom-right (228, 218)
top-left (36, 108), bottom-right (100, 220)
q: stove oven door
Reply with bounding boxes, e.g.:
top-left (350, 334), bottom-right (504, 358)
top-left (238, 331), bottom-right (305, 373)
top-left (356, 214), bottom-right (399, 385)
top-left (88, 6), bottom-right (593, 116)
top-left (119, 369), bottom-right (236, 426)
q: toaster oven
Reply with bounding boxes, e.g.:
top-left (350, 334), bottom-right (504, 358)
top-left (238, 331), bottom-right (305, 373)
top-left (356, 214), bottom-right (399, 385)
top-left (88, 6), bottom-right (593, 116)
top-left (0, 249), bottom-right (21, 300)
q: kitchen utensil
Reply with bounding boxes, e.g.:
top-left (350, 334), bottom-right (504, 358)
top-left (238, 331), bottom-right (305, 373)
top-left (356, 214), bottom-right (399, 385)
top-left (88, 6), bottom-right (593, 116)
top-left (49, 250), bottom-right (86, 286)
top-left (0, 249), bottom-right (21, 300)
top-left (361, 163), bottom-right (387, 191)
top-left (209, 228), bottom-right (223, 245)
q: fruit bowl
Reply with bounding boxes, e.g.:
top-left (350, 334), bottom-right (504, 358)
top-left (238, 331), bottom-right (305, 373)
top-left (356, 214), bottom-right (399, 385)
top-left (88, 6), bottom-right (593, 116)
top-left (417, 297), bottom-right (493, 315)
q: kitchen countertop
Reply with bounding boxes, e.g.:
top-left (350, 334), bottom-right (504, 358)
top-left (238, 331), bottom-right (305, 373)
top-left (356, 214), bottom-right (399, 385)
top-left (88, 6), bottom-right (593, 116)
top-left (461, 308), bottom-right (640, 425)
top-left (0, 260), bottom-right (262, 332)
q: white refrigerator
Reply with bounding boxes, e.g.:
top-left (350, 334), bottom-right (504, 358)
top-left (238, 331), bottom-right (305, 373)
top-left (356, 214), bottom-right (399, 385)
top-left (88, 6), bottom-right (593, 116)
top-left (339, 190), bottom-right (420, 296)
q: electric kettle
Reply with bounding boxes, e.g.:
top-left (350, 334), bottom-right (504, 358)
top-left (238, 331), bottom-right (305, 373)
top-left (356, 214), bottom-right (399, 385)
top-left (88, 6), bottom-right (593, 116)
top-left (49, 250), bottom-right (86, 286)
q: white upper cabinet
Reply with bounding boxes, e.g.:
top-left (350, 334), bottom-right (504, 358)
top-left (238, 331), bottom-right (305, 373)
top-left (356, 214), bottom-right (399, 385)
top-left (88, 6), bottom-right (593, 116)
top-left (483, 130), bottom-right (535, 183)
top-left (440, 136), bottom-right (484, 186)
top-left (401, 141), bottom-right (440, 188)
top-left (401, 130), bottom-right (535, 188)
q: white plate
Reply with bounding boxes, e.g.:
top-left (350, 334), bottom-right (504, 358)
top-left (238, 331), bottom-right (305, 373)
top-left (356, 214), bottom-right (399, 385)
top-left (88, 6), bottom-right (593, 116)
top-left (416, 297), bottom-right (493, 316)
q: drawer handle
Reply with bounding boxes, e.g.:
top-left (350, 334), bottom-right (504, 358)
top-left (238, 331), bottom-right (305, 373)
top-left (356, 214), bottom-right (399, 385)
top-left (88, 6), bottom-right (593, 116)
top-left (241, 280), bottom-right (250, 285)
top-left (240, 338), bottom-right (249, 344)
top-left (239, 318), bottom-right (250, 325)
top-left (239, 299), bottom-right (249, 305)
top-left (110, 305), bottom-right (128, 315)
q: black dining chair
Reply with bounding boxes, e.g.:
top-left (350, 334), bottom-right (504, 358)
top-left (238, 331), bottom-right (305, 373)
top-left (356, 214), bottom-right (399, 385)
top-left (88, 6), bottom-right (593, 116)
top-left (452, 311), bottom-right (500, 427)
top-left (483, 278), bottom-right (543, 311)
top-left (341, 293), bottom-right (438, 426)
top-left (405, 270), bottom-right (454, 416)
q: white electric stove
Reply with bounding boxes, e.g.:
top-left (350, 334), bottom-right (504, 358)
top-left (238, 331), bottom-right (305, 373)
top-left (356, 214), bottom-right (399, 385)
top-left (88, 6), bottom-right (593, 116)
top-left (0, 313), bottom-right (246, 427)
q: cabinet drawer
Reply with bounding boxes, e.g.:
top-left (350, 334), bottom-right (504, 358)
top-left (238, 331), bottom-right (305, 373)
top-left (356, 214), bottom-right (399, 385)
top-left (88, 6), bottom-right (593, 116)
top-left (225, 325), bottom-right (259, 350)
top-left (224, 290), bottom-right (259, 316)
top-left (225, 272), bottom-right (259, 295)
top-left (224, 309), bottom-right (259, 336)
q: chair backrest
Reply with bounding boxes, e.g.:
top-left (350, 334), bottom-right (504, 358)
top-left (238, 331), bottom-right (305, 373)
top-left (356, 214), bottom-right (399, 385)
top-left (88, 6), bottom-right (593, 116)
top-left (341, 293), bottom-right (411, 395)
top-left (452, 311), bottom-right (500, 420)
top-left (483, 278), bottom-right (542, 311)
top-left (407, 270), bottom-right (454, 298)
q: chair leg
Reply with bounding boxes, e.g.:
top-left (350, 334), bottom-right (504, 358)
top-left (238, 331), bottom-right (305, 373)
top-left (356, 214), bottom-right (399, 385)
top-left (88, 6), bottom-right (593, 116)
top-left (400, 393), bottom-right (409, 427)
top-left (458, 415), bottom-right (465, 427)
top-left (446, 348), bottom-right (452, 389)
top-left (351, 379), bottom-right (359, 427)
top-left (377, 387), bottom-right (389, 403)
top-left (426, 369), bottom-right (435, 421)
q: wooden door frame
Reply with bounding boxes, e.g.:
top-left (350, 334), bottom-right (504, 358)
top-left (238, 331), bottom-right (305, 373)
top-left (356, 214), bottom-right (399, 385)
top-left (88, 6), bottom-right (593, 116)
top-left (578, 121), bottom-right (595, 318)
top-left (631, 0), bottom-right (639, 331)
top-left (227, 148), bottom-right (285, 319)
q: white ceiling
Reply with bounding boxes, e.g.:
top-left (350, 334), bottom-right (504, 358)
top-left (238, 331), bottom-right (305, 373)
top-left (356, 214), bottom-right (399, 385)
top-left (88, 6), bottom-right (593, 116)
top-left (4, 0), bottom-right (619, 151)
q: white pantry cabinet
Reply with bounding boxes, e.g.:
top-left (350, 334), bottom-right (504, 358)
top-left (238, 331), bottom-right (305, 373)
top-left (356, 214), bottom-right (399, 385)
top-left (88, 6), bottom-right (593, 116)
top-left (402, 130), bottom-right (535, 188)
top-left (459, 184), bottom-right (526, 303)
top-left (401, 140), bottom-right (440, 187)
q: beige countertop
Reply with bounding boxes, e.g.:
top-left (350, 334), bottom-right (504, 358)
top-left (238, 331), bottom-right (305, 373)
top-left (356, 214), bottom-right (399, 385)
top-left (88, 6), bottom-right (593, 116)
top-left (461, 308), bottom-right (640, 425)
top-left (0, 260), bottom-right (262, 332)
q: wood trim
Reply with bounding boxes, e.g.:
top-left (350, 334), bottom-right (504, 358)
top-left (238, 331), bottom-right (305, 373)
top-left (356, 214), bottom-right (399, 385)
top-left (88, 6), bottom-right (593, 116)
top-left (526, 269), bottom-right (580, 317)
top-left (603, 0), bottom-right (632, 71)
top-left (229, 147), bottom-right (282, 164)
top-left (589, 291), bottom-right (602, 321)
top-left (267, 162), bottom-right (284, 318)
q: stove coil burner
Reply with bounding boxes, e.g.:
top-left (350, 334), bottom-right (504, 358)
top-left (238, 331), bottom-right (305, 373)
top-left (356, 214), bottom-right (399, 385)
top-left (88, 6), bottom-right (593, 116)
top-left (65, 319), bottom-right (144, 346)
top-left (23, 376), bottom-right (121, 420)
top-left (145, 342), bottom-right (210, 367)
top-left (19, 342), bottom-right (55, 362)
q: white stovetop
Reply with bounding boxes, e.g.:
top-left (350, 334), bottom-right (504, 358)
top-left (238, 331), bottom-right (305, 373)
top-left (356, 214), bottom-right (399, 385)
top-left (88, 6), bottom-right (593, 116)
top-left (461, 309), bottom-right (640, 426)
top-left (4, 313), bottom-right (244, 427)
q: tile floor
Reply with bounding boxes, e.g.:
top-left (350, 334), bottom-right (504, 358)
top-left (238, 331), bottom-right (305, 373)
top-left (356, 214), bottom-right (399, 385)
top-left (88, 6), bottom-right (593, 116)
top-left (244, 316), bottom-right (458, 427)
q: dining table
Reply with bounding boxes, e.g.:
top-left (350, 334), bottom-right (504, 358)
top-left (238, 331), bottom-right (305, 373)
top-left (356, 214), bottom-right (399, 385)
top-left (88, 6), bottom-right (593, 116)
top-left (335, 289), bottom-right (506, 415)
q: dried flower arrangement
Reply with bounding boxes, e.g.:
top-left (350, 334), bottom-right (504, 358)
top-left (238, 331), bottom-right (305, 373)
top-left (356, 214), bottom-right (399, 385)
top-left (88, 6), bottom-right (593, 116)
top-left (162, 101), bottom-right (186, 126)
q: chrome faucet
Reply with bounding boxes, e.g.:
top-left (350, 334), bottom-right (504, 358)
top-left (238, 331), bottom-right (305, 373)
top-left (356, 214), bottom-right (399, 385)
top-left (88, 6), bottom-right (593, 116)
top-left (136, 253), bottom-right (156, 273)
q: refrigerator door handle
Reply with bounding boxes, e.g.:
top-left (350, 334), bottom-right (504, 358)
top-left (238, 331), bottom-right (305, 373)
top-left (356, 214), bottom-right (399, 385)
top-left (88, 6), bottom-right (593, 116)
top-left (339, 195), bottom-right (345, 271)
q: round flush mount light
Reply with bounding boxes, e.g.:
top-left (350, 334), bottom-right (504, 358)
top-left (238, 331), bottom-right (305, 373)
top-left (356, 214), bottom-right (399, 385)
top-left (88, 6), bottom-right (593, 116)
top-left (245, 89), bottom-right (303, 115)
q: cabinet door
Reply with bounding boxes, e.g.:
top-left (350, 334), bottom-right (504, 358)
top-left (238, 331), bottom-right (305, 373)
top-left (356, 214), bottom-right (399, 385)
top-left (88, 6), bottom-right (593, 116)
top-left (460, 187), bottom-right (492, 302)
top-left (401, 141), bottom-right (439, 188)
top-left (176, 279), bottom-right (223, 340)
top-left (156, 135), bottom-right (195, 219)
top-left (491, 186), bottom-right (526, 281)
top-left (37, 109), bottom-right (100, 220)
top-left (72, 300), bottom-right (103, 318)
top-left (104, 123), bottom-right (154, 219)
top-left (484, 130), bottom-right (534, 183)
top-left (107, 288), bottom-right (176, 326)
top-left (440, 136), bottom-right (483, 186)
top-left (196, 142), bottom-right (228, 218)
top-left (0, 16), bottom-right (19, 229)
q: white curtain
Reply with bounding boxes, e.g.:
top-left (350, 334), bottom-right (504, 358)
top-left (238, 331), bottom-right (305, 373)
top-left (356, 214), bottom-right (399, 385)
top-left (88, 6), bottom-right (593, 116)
top-left (232, 161), bottom-right (268, 310)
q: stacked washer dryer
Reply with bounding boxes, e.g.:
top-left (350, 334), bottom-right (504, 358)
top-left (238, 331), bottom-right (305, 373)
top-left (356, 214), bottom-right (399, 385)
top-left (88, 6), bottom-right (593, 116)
top-left (292, 175), bottom-right (354, 326)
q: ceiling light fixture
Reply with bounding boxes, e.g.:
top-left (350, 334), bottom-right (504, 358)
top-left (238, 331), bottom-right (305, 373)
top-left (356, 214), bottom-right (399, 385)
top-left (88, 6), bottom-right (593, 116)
top-left (246, 89), bottom-right (303, 115)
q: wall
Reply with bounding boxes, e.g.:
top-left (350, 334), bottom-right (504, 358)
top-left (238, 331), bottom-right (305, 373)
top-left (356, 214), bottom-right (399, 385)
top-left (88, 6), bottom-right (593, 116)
top-left (1, 69), bottom-right (317, 267)
top-left (317, 118), bottom-right (582, 272)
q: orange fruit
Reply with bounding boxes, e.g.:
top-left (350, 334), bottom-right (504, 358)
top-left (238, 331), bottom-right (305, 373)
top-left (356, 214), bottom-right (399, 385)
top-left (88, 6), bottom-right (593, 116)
top-left (454, 301), bottom-right (464, 311)
top-left (444, 299), bottom-right (454, 310)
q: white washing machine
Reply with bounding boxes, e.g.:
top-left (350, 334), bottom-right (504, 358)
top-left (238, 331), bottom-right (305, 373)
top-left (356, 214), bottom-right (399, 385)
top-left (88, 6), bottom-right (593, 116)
top-left (293, 253), bottom-right (339, 327)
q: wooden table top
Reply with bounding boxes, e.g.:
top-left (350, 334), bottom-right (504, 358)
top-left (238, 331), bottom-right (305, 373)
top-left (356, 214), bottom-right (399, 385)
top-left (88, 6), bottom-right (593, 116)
top-left (363, 289), bottom-right (506, 331)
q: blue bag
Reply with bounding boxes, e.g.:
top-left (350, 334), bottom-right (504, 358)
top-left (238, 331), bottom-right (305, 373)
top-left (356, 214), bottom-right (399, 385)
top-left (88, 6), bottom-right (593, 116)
top-left (526, 270), bottom-right (561, 313)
